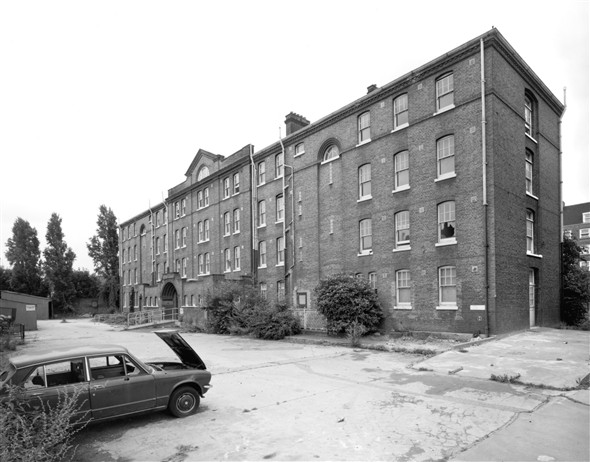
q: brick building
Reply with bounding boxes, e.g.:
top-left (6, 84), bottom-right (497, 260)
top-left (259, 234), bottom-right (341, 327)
top-left (119, 28), bottom-right (565, 336)
top-left (563, 202), bottom-right (590, 270)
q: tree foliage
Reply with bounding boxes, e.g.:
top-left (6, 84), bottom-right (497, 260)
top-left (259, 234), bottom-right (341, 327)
top-left (561, 236), bottom-right (590, 327)
top-left (0, 267), bottom-right (12, 291)
top-left (71, 270), bottom-right (100, 299)
top-left (43, 214), bottom-right (76, 312)
top-left (315, 273), bottom-right (383, 335)
top-left (4, 218), bottom-right (46, 296)
top-left (87, 205), bottom-right (120, 308)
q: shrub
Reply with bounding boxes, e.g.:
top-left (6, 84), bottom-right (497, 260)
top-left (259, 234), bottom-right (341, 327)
top-left (0, 385), bottom-right (88, 462)
top-left (315, 273), bottom-right (383, 336)
top-left (561, 237), bottom-right (590, 327)
top-left (249, 304), bottom-right (302, 340)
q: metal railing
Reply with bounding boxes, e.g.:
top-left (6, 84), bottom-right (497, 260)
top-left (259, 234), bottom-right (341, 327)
top-left (127, 308), bottom-right (179, 327)
top-left (292, 309), bottom-right (326, 332)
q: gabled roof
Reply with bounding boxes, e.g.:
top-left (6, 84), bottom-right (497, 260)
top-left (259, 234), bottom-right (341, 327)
top-left (185, 149), bottom-right (223, 178)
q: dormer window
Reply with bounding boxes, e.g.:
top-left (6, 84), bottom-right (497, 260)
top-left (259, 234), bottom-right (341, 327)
top-left (197, 166), bottom-right (209, 181)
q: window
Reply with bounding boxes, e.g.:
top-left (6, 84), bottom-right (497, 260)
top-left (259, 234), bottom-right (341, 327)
top-left (163, 234), bottom-right (168, 252)
top-left (134, 246), bottom-right (137, 261)
top-left (393, 94), bottom-right (408, 129)
top-left (198, 254), bottom-right (204, 274)
top-left (564, 229), bottom-right (573, 239)
top-left (295, 143), bottom-right (305, 156)
top-left (258, 161), bottom-right (266, 185)
top-left (529, 268), bottom-right (536, 314)
top-left (323, 144), bottom-right (339, 162)
top-left (438, 201), bottom-right (456, 243)
top-left (223, 178), bottom-right (230, 199)
top-left (277, 280), bottom-right (285, 302)
top-left (197, 166), bottom-right (209, 181)
top-left (276, 237), bottom-right (285, 266)
top-left (260, 282), bottom-right (267, 299)
top-left (163, 208), bottom-right (167, 224)
top-left (182, 227), bottom-right (187, 247)
top-left (181, 198), bottom-right (187, 216)
top-left (258, 241), bottom-right (267, 267)
top-left (224, 249), bottom-right (231, 272)
top-left (182, 258), bottom-right (187, 277)
top-left (525, 94), bottom-right (533, 136)
top-left (437, 135), bottom-right (455, 178)
top-left (358, 112), bottom-right (371, 143)
top-left (122, 249), bottom-right (126, 263)
top-left (258, 200), bottom-right (266, 227)
top-left (134, 268), bottom-right (137, 284)
top-left (396, 270), bottom-right (411, 307)
top-left (275, 152), bottom-right (284, 178)
top-left (191, 295), bottom-right (195, 306)
top-left (368, 272), bottom-right (377, 290)
top-left (233, 173), bottom-right (240, 194)
top-left (224, 212), bottom-right (231, 236)
top-left (436, 73), bottom-right (454, 111)
top-left (175, 230), bottom-right (180, 249)
top-left (526, 150), bottom-right (534, 195)
top-left (234, 246), bottom-right (241, 270)
top-left (156, 237), bottom-right (160, 255)
top-left (175, 259), bottom-right (181, 273)
top-left (128, 247), bottom-right (131, 263)
top-left (395, 211), bottom-right (410, 249)
top-left (358, 164), bottom-right (372, 200)
top-left (583, 212), bottom-right (590, 224)
top-left (175, 202), bottom-right (180, 219)
top-left (580, 261), bottom-right (590, 271)
top-left (526, 210), bottom-right (535, 253)
top-left (204, 219), bottom-right (210, 241)
top-left (233, 209), bottom-right (240, 233)
top-left (156, 263), bottom-right (161, 281)
top-left (580, 228), bottom-right (590, 239)
top-left (205, 253), bottom-right (210, 274)
top-left (359, 219), bottom-right (372, 254)
top-left (204, 188), bottom-right (209, 207)
top-left (394, 150), bottom-right (409, 190)
top-left (198, 221), bottom-right (204, 242)
top-left (155, 211), bottom-right (160, 227)
top-left (197, 191), bottom-right (204, 209)
top-left (276, 195), bottom-right (284, 222)
top-left (183, 295), bottom-right (188, 307)
top-left (438, 266), bottom-right (457, 306)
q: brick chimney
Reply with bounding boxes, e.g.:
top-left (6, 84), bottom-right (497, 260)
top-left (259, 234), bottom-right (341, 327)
top-left (367, 84), bottom-right (378, 94)
top-left (285, 112), bottom-right (310, 136)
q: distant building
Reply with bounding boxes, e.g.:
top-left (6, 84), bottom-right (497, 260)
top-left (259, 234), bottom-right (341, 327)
top-left (120, 28), bottom-right (565, 336)
top-left (0, 290), bottom-right (52, 330)
top-left (563, 202), bottom-right (590, 270)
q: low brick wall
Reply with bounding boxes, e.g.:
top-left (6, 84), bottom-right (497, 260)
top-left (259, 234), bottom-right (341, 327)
top-left (182, 306), bottom-right (208, 330)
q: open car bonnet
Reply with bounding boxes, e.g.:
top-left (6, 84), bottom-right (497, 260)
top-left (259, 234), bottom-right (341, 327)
top-left (155, 330), bottom-right (207, 370)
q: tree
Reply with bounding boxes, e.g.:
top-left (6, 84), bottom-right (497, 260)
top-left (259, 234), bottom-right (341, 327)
top-left (561, 236), bottom-right (590, 327)
top-left (4, 218), bottom-right (45, 296)
top-left (43, 213), bottom-right (76, 312)
top-left (314, 273), bottom-right (383, 336)
top-left (71, 270), bottom-right (100, 299)
top-left (87, 206), bottom-right (120, 308)
top-left (0, 266), bottom-right (12, 291)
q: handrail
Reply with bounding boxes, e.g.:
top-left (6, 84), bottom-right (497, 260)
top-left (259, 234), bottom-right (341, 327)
top-left (127, 308), bottom-right (179, 327)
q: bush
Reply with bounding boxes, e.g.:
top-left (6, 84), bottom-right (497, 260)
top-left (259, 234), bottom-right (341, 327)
top-left (561, 237), bottom-right (590, 327)
top-left (315, 273), bottom-right (383, 336)
top-left (0, 385), bottom-right (88, 462)
top-left (249, 304), bottom-right (302, 340)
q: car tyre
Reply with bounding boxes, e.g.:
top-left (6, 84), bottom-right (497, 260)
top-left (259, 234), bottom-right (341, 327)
top-left (169, 386), bottom-right (200, 417)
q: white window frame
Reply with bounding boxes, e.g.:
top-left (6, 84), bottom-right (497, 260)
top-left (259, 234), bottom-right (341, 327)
top-left (436, 73), bottom-right (454, 112)
top-left (260, 282), bottom-right (267, 299)
top-left (198, 222), bottom-right (203, 242)
top-left (233, 246), bottom-right (241, 271)
top-left (294, 143), bottom-right (305, 157)
top-left (580, 228), bottom-right (590, 239)
top-left (437, 266), bottom-right (457, 309)
top-left (527, 210), bottom-right (535, 253)
top-left (393, 94), bottom-right (409, 130)
top-left (277, 280), bottom-right (285, 302)
top-left (276, 237), bottom-right (285, 266)
top-left (233, 208), bottom-right (240, 233)
top-left (258, 241), bottom-right (267, 268)
top-left (258, 200), bottom-right (266, 227)
top-left (359, 219), bottom-right (372, 255)
top-left (204, 188), bottom-right (209, 207)
top-left (223, 178), bottom-right (230, 199)
top-left (394, 150), bottom-right (409, 191)
top-left (258, 161), bottom-right (266, 186)
top-left (395, 270), bottom-right (412, 309)
top-left (156, 237), bottom-right (160, 255)
top-left (437, 201), bottom-right (456, 245)
top-left (583, 212), bottom-right (590, 224)
top-left (224, 212), bottom-right (231, 236)
top-left (276, 195), bottom-right (284, 223)
top-left (175, 230), bottom-right (180, 249)
top-left (322, 144), bottom-right (340, 163)
top-left (182, 258), bottom-right (187, 278)
top-left (395, 211), bottom-right (410, 249)
top-left (198, 254), bottom-right (204, 275)
top-left (204, 219), bottom-right (210, 241)
top-left (368, 272), bottom-right (377, 290)
top-left (204, 252), bottom-right (210, 274)
top-left (526, 150), bottom-right (534, 195)
top-left (275, 152), bottom-right (284, 179)
top-left (525, 95), bottom-right (533, 136)
top-left (358, 164), bottom-right (372, 201)
top-left (197, 191), bottom-right (204, 209)
top-left (224, 248), bottom-right (231, 272)
top-left (233, 172), bottom-right (240, 194)
top-left (436, 135), bottom-right (455, 180)
top-left (197, 166), bottom-right (209, 181)
top-left (181, 198), bottom-right (187, 216)
top-left (358, 112), bottom-right (371, 144)
top-left (182, 227), bottom-right (187, 247)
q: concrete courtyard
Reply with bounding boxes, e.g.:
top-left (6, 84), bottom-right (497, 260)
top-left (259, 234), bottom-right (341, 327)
top-left (6, 319), bottom-right (589, 461)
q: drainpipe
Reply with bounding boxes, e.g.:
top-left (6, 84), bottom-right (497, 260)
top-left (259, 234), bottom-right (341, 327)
top-left (279, 129), bottom-right (295, 303)
top-left (559, 88), bottom-right (567, 321)
top-left (480, 38), bottom-right (491, 337)
top-left (250, 144), bottom-right (258, 284)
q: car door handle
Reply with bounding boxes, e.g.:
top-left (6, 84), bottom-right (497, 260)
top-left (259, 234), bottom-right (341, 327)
top-left (90, 384), bottom-right (106, 390)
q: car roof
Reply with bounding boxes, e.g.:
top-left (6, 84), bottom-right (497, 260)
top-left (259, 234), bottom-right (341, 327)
top-left (10, 344), bottom-right (130, 368)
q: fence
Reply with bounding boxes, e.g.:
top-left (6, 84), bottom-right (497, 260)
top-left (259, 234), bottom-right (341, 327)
top-left (126, 308), bottom-right (179, 327)
top-left (292, 309), bottom-right (327, 332)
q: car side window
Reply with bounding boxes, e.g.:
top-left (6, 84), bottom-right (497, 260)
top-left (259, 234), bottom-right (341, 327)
top-left (24, 359), bottom-right (87, 388)
top-left (89, 355), bottom-right (143, 380)
top-left (23, 365), bottom-right (46, 389)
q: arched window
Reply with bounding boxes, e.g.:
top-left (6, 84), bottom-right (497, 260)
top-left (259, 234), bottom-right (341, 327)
top-left (525, 92), bottom-right (535, 137)
top-left (197, 166), bottom-right (209, 181)
top-left (323, 144), bottom-right (340, 162)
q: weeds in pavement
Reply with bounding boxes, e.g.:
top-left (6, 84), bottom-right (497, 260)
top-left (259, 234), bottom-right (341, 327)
top-left (490, 373), bottom-right (521, 383)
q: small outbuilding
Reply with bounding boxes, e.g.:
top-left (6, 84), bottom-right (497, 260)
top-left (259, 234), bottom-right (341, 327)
top-left (0, 291), bottom-right (52, 331)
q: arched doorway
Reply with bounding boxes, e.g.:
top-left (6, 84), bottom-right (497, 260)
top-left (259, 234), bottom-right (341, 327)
top-left (162, 282), bottom-right (178, 309)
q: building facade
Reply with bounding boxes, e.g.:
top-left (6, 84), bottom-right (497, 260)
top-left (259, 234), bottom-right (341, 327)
top-left (563, 202), bottom-right (590, 270)
top-left (120, 29), bottom-right (565, 335)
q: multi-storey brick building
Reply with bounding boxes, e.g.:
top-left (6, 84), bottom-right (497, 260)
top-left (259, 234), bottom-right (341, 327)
top-left (563, 202), bottom-right (590, 270)
top-left (120, 28), bottom-right (565, 335)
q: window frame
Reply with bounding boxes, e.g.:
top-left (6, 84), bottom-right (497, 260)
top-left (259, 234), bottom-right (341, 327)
top-left (393, 150), bottom-right (409, 191)
top-left (275, 152), bottom-right (284, 179)
top-left (393, 94), bottom-right (409, 130)
top-left (435, 73), bottom-right (454, 112)
top-left (525, 94), bottom-right (534, 137)
top-left (224, 248), bottom-right (231, 272)
top-left (436, 135), bottom-right (455, 180)
top-left (437, 201), bottom-right (456, 244)
top-left (223, 212), bottom-right (231, 236)
top-left (582, 212), bottom-right (590, 224)
top-left (394, 210), bottom-right (410, 249)
top-left (233, 246), bottom-right (241, 270)
top-left (276, 236), bottom-right (285, 266)
top-left (276, 194), bottom-right (284, 223)
top-left (257, 161), bottom-right (266, 186)
top-left (322, 144), bottom-right (340, 163)
top-left (525, 149), bottom-right (534, 195)
top-left (359, 218), bottom-right (373, 255)
top-left (233, 208), bottom-right (240, 233)
top-left (358, 111), bottom-right (371, 144)
top-left (438, 266), bottom-right (457, 308)
top-left (294, 143), bottom-right (305, 157)
top-left (358, 164), bottom-right (372, 201)
top-left (204, 219), bottom-right (210, 241)
top-left (233, 172), bottom-right (240, 194)
top-left (223, 178), bottom-right (230, 199)
top-left (258, 200), bottom-right (266, 227)
top-left (526, 210), bottom-right (535, 254)
top-left (258, 241), bottom-right (267, 268)
top-left (395, 270), bottom-right (411, 308)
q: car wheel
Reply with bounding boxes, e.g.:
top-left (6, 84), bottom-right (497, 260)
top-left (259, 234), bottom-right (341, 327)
top-left (169, 386), bottom-right (200, 417)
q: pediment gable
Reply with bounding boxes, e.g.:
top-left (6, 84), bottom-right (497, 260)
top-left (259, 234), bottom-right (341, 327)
top-left (185, 149), bottom-right (223, 179)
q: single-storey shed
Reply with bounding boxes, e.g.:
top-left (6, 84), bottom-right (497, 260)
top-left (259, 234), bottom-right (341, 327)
top-left (0, 291), bottom-right (52, 331)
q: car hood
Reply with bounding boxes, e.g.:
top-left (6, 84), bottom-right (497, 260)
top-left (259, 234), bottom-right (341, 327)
top-left (155, 330), bottom-right (207, 370)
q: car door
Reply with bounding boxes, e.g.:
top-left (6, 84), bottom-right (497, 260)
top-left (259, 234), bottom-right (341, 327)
top-left (88, 354), bottom-right (156, 420)
top-left (21, 358), bottom-right (91, 423)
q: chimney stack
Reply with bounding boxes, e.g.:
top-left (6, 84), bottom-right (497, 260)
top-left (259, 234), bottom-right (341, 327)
top-left (285, 112), bottom-right (310, 136)
top-left (367, 84), bottom-right (378, 94)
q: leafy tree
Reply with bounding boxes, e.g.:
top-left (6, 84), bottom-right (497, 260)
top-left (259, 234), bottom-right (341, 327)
top-left (71, 270), bottom-right (100, 299)
top-left (87, 206), bottom-right (120, 308)
top-left (315, 273), bottom-right (383, 335)
top-left (4, 218), bottom-right (45, 296)
top-left (43, 213), bottom-right (76, 313)
top-left (0, 266), bottom-right (12, 291)
top-left (561, 236), bottom-right (590, 327)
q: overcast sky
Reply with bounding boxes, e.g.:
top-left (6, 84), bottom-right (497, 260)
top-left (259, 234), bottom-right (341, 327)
top-left (1, 0), bottom-right (588, 272)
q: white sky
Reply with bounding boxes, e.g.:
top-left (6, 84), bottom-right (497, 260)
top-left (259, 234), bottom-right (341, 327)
top-left (0, 0), bottom-right (588, 272)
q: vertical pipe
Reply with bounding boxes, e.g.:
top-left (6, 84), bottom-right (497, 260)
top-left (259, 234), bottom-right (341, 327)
top-left (481, 38), bottom-right (491, 337)
top-left (250, 144), bottom-right (258, 283)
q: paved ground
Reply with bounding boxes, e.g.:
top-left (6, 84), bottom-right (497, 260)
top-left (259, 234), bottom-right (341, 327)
top-left (5, 320), bottom-right (589, 461)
